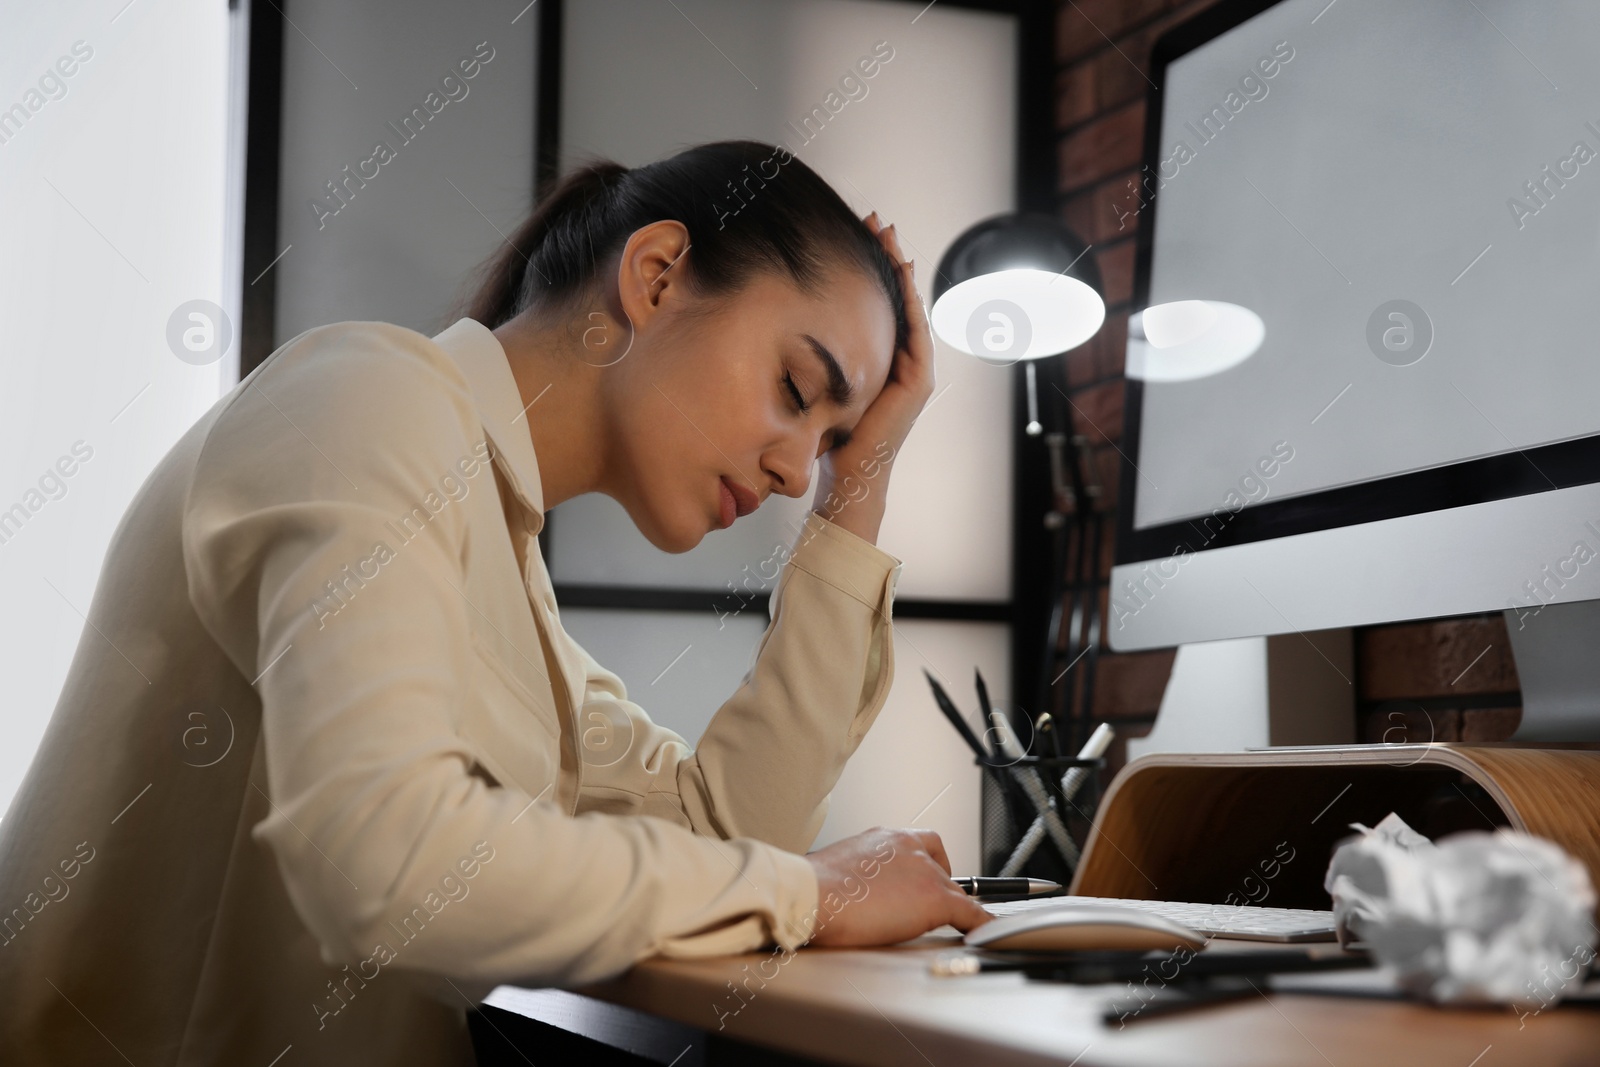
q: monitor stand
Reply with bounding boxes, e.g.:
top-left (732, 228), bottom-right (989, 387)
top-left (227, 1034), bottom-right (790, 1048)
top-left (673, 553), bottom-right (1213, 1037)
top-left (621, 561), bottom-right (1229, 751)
top-left (1128, 628), bottom-right (1355, 759)
top-left (1505, 598), bottom-right (1600, 741)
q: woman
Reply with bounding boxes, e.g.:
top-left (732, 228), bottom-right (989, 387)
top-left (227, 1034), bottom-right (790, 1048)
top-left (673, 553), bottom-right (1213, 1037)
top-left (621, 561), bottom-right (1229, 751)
top-left (0, 140), bottom-right (990, 1065)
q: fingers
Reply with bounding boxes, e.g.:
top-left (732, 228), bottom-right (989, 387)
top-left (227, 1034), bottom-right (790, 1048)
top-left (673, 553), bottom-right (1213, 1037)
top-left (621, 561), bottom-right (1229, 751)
top-left (859, 212), bottom-right (935, 403)
top-left (860, 213), bottom-right (920, 312)
top-left (880, 223), bottom-right (906, 263)
top-left (912, 828), bottom-right (953, 875)
top-left (865, 220), bottom-right (924, 343)
top-left (874, 226), bottom-right (927, 343)
top-left (900, 259), bottom-right (929, 329)
top-left (898, 259), bottom-right (933, 363)
top-left (904, 828), bottom-right (990, 934)
top-left (863, 211), bottom-right (907, 264)
top-left (945, 889), bottom-right (994, 933)
top-left (891, 256), bottom-right (935, 398)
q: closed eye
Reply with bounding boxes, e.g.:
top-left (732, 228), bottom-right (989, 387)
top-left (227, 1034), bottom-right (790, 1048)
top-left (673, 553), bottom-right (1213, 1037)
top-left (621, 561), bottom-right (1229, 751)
top-left (783, 370), bottom-right (811, 414)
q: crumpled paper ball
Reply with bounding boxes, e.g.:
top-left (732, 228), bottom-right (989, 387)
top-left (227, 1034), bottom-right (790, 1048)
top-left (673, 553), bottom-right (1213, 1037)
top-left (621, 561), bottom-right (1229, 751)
top-left (1323, 812), bottom-right (1597, 1006)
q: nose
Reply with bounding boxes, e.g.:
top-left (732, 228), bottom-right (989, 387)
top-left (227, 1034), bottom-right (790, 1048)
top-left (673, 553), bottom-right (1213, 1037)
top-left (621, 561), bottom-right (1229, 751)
top-left (762, 435), bottom-right (816, 499)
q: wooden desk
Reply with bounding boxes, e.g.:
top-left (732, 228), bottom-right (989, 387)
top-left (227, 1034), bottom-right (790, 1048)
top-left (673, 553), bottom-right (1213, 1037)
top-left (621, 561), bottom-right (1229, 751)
top-left (475, 746), bottom-right (1600, 1064)
top-left (475, 932), bottom-right (1600, 1066)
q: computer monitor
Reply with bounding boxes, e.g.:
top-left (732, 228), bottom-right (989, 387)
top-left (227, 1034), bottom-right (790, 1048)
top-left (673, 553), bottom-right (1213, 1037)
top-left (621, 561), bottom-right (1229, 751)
top-left (1108, 0), bottom-right (1600, 740)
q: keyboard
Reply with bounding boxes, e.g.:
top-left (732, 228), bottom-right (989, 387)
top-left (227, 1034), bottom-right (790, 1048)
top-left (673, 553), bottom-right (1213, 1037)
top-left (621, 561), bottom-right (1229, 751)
top-left (982, 895), bottom-right (1338, 942)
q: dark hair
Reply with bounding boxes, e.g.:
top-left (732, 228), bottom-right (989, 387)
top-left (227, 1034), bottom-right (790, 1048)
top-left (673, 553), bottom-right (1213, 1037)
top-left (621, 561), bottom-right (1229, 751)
top-left (455, 140), bottom-right (908, 356)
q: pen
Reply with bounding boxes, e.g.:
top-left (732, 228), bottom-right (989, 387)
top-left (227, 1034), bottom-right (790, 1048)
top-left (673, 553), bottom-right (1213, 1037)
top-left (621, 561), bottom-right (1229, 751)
top-left (951, 876), bottom-right (1060, 897)
top-left (926, 670), bottom-right (1040, 839)
top-left (1035, 712), bottom-right (1063, 760)
top-left (973, 668), bottom-right (1003, 760)
top-left (922, 669), bottom-right (989, 762)
top-left (1058, 722), bottom-right (1115, 806)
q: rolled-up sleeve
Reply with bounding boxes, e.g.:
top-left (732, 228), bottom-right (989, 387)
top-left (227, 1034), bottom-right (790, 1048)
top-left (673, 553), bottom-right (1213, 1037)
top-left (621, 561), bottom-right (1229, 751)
top-left (570, 510), bottom-right (902, 859)
top-left (180, 323), bottom-right (822, 988)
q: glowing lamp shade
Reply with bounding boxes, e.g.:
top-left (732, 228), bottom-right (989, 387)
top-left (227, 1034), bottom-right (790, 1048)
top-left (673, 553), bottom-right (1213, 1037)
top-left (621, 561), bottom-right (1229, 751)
top-left (931, 214), bottom-right (1105, 365)
top-left (931, 269), bottom-right (1104, 363)
top-left (1127, 300), bottom-right (1265, 382)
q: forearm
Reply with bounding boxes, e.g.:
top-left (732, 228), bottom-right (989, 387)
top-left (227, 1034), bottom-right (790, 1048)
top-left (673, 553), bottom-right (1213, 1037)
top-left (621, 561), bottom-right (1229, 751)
top-left (678, 512), bottom-right (900, 852)
top-left (810, 439), bottom-right (897, 546)
top-left (255, 758), bottom-right (819, 987)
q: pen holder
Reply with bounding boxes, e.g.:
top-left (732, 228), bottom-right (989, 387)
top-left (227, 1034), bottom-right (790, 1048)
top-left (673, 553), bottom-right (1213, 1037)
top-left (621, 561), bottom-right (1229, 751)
top-left (978, 755), bottom-right (1105, 884)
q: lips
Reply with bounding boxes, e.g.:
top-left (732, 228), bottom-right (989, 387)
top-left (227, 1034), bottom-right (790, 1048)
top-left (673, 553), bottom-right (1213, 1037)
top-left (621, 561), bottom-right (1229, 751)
top-left (718, 476), bottom-right (760, 527)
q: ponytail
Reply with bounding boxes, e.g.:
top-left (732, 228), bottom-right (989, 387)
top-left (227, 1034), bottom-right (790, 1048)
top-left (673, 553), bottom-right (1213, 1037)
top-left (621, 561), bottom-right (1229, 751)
top-left (456, 161), bottom-right (628, 330)
top-left (450, 140), bottom-right (907, 355)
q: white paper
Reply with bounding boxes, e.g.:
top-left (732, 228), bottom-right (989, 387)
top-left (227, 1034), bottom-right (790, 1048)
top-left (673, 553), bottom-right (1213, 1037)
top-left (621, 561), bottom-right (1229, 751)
top-left (1323, 813), bottom-right (1597, 1006)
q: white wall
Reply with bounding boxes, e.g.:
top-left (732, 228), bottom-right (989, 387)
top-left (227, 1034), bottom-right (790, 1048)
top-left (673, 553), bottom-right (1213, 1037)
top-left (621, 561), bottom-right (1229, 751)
top-left (0, 0), bottom-right (238, 819)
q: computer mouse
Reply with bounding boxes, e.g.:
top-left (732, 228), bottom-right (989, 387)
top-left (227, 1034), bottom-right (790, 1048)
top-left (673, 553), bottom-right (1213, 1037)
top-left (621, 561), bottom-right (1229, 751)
top-left (965, 905), bottom-right (1207, 953)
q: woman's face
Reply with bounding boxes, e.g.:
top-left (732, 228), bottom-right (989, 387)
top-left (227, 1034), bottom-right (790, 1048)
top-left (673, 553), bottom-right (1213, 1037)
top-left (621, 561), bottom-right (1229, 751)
top-left (604, 231), bottom-right (895, 552)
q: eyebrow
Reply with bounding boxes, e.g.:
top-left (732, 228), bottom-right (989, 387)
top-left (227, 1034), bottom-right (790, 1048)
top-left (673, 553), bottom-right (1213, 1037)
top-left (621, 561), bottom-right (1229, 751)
top-left (800, 334), bottom-right (856, 408)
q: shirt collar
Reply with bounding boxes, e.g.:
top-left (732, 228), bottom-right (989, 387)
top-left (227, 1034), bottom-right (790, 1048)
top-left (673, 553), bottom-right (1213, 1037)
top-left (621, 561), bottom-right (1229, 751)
top-left (431, 316), bottom-right (547, 535)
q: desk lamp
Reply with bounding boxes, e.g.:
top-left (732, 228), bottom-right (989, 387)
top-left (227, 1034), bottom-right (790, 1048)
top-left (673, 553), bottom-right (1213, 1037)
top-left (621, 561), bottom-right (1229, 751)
top-left (931, 213), bottom-right (1109, 874)
top-left (930, 212), bottom-right (1104, 435)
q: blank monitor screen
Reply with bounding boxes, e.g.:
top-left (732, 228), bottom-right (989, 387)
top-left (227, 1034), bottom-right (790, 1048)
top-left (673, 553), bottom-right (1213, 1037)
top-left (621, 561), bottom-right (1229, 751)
top-left (1124, 0), bottom-right (1600, 539)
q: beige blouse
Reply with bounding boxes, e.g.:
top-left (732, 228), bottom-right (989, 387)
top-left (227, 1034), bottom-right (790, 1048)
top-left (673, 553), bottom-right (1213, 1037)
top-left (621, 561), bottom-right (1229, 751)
top-left (0, 317), bottom-right (902, 1065)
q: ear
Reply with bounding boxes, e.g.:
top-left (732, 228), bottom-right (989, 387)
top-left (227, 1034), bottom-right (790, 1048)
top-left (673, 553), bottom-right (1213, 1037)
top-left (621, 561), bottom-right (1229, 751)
top-left (612, 220), bottom-right (693, 332)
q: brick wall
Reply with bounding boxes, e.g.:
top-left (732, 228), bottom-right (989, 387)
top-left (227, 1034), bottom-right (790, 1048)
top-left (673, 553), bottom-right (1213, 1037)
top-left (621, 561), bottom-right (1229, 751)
top-left (1051, 0), bottom-right (1522, 775)
top-left (1355, 616), bottom-right (1522, 743)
